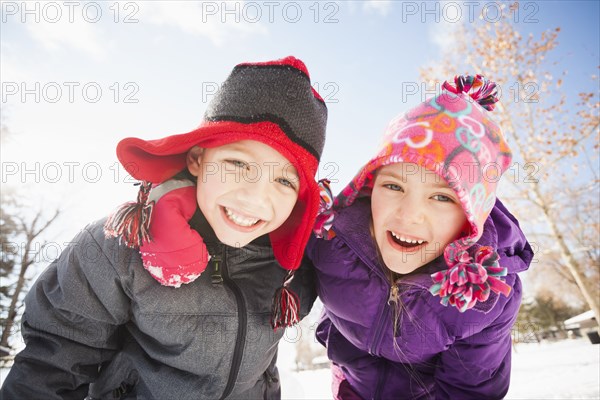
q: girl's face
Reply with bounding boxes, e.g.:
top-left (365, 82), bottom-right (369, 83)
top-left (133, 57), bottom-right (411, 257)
top-left (370, 163), bottom-right (468, 275)
top-left (187, 140), bottom-right (299, 247)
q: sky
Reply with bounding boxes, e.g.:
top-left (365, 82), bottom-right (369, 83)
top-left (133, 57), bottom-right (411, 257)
top-left (1, 0), bottom-right (599, 262)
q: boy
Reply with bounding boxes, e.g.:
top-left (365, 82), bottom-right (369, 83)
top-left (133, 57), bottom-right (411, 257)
top-left (1, 56), bottom-right (327, 399)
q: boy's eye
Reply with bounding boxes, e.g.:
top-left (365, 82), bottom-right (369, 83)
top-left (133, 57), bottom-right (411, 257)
top-left (383, 183), bottom-right (404, 192)
top-left (432, 194), bottom-right (454, 203)
top-left (276, 177), bottom-right (297, 191)
top-left (226, 159), bottom-right (248, 169)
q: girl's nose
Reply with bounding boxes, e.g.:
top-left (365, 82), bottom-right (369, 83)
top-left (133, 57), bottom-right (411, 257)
top-left (399, 196), bottom-right (425, 224)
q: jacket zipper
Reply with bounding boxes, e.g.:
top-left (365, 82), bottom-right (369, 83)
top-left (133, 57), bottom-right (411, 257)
top-left (368, 284), bottom-right (395, 356)
top-left (338, 233), bottom-right (401, 399)
top-left (212, 247), bottom-right (247, 400)
top-left (211, 253), bottom-right (224, 284)
top-left (342, 244), bottom-right (391, 357)
top-left (371, 284), bottom-right (399, 400)
top-left (388, 284), bottom-right (399, 306)
top-left (369, 292), bottom-right (389, 400)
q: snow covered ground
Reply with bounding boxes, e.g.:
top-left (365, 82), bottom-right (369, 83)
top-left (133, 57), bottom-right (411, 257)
top-left (505, 338), bottom-right (599, 399)
top-left (278, 337), bottom-right (600, 399)
top-left (1, 336), bottom-right (597, 398)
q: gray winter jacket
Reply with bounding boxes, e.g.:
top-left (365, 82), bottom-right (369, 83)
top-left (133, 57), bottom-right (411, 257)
top-left (1, 213), bottom-right (316, 399)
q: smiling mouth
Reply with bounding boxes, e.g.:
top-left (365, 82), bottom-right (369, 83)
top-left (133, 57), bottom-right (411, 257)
top-left (389, 231), bottom-right (428, 249)
top-left (223, 207), bottom-right (262, 227)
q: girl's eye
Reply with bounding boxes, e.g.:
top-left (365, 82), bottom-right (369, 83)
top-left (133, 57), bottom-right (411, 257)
top-left (276, 177), bottom-right (296, 191)
top-left (226, 159), bottom-right (248, 169)
top-left (432, 194), bottom-right (454, 203)
top-left (383, 183), bottom-right (404, 192)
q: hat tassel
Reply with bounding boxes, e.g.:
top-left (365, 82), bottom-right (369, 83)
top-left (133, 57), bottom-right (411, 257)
top-left (104, 181), bottom-right (155, 248)
top-left (271, 271), bottom-right (300, 330)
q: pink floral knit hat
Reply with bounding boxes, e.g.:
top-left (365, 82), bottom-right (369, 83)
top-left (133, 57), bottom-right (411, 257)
top-left (316, 75), bottom-right (513, 312)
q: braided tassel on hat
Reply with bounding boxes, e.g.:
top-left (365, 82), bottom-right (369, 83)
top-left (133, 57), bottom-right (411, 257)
top-left (270, 271), bottom-right (300, 330)
top-left (104, 181), bottom-right (154, 248)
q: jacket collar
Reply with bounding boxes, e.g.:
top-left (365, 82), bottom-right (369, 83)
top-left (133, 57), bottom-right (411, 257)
top-left (331, 198), bottom-right (384, 279)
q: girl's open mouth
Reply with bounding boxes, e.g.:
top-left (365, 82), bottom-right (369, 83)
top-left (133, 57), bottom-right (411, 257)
top-left (387, 231), bottom-right (428, 251)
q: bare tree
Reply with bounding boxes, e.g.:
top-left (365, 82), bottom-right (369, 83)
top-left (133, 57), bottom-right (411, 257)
top-left (1, 115), bottom-right (63, 358)
top-left (420, 5), bottom-right (599, 327)
top-left (0, 192), bottom-right (20, 357)
top-left (0, 198), bottom-right (60, 354)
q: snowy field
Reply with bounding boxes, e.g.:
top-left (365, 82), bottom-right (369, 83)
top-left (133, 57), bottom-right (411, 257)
top-left (1, 337), bottom-right (597, 398)
top-left (278, 338), bottom-right (600, 399)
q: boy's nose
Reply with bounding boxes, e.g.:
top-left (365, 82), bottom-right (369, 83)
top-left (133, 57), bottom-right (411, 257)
top-left (236, 174), bottom-right (271, 205)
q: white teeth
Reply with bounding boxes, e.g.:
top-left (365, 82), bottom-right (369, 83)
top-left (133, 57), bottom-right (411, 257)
top-left (225, 208), bottom-right (260, 227)
top-left (391, 231), bottom-right (425, 244)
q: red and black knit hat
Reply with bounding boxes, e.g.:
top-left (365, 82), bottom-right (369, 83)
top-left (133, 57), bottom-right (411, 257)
top-left (113, 56), bottom-right (327, 272)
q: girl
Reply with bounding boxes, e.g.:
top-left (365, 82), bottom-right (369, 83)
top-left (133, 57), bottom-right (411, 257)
top-left (309, 75), bottom-right (533, 399)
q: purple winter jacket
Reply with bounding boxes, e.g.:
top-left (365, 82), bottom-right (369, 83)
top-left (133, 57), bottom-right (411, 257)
top-left (307, 198), bottom-right (533, 400)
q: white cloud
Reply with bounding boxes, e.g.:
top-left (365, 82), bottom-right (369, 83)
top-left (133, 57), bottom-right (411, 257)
top-left (427, 0), bottom-right (469, 51)
top-left (139, 1), bottom-right (267, 46)
top-left (428, 19), bottom-right (459, 50)
top-left (18, 1), bottom-right (268, 60)
top-left (25, 17), bottom-right (107, 61)
top-left (363, 0), bottom-right (392, 16)
top-left (0, 42), bottom-right (29, 83)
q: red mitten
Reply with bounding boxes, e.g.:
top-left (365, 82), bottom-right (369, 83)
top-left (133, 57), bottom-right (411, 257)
top-left (139, 184), bottom-right (209, 287)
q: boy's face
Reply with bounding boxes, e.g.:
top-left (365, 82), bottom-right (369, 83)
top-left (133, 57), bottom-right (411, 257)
top-left (370, 163), bottom-right (467, 275)
top-left (187, 140), bottom-right (299, 248)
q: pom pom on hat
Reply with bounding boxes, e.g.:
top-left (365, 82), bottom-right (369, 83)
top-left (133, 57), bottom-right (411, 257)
top-left (442, 74), bottom-right (499, 111)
